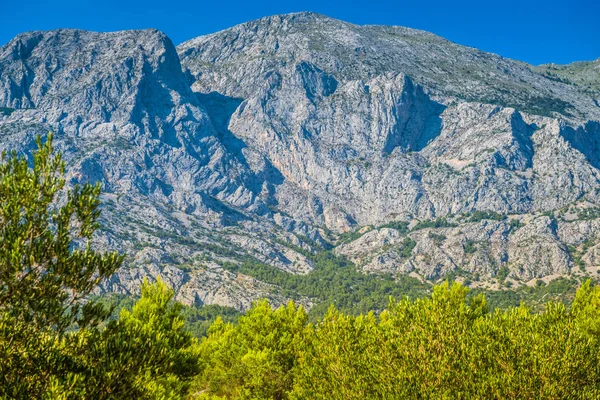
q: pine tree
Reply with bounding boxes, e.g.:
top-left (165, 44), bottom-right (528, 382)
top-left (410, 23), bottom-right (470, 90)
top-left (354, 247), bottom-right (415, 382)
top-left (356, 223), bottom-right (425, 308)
top-left (0, 133), bottom-right (123, 397)
top-left (0, 134), bottom-right (199, 398)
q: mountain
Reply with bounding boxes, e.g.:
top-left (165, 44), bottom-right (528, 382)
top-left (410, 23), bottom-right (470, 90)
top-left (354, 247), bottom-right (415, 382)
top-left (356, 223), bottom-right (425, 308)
top-left (1, 13), bottom-right (600, 310)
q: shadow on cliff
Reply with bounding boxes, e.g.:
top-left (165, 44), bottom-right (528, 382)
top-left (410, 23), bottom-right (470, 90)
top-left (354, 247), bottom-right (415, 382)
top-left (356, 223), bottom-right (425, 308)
top-left (132, 61), bottom-right (182, 148)
top-left (561, 121), bottom-right (600, 170)
top-left (196, 91), bottom-right (285, 194)
top-left (382, 80), bottom-right (446, 154)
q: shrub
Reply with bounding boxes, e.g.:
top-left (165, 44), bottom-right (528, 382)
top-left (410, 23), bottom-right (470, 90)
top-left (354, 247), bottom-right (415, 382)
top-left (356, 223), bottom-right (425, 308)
top-left (194, 281), bottom-right (600, 399)
top-left (0, 134), bottom-right (198, 398)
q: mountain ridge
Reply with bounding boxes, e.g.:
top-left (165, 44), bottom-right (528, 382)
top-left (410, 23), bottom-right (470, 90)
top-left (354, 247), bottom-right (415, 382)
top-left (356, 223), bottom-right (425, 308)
top-left (178, 12), bottom-right (600, 121)
top-left (1, 14), bottom-right (600, 310)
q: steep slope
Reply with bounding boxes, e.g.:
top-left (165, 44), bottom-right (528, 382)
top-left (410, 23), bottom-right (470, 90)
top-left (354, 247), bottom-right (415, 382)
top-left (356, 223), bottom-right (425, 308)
top-left (0, 28), bottom-right (316, 309)
top-left (178, 12), bottom-right (600, 228)
top-left (0, 29), bottom-right (253, 207)
top-left (178, 12), bottom-right (600, 119)
top-left (177, 13), bottom-right (600, 281)
top-left (536, 58), bottom-right (600, 97)
top-left (1, 14), bottom-right (600, 308)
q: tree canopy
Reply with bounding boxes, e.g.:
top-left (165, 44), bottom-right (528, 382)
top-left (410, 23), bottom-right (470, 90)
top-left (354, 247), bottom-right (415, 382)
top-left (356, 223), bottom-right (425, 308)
top-left (0, 135), bottom-right (199, 398)
top-left (193, 281), bottom-right (600, 399)
top-left (2, 134), bottom-right (600, 399)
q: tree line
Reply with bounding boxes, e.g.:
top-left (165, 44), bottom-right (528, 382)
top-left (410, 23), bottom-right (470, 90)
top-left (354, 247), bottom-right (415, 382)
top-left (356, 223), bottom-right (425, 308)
top-left (1, 135), bottom-right (600, 399)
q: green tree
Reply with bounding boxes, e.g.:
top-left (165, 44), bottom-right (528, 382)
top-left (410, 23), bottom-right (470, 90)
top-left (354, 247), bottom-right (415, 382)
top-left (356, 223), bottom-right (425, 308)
top-left (190, 280), bottom-right (600, 399)
top-left (0, 133), bottom-right (123, 331)
top-left (0, 134), bottom-right (199, 398)
top-left (290, 281), bottom-right (600, 399)
top-left (192, 300), bottom-right (308, 399)
top-left (69, 278), bottom-right (201, 399)
top-left (0, 134), bottom-right (123, 397)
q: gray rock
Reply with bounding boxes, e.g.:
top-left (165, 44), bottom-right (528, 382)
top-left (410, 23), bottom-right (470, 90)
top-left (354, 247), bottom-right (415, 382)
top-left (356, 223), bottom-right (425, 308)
top-left (2, 13), bottom-right (600, 304)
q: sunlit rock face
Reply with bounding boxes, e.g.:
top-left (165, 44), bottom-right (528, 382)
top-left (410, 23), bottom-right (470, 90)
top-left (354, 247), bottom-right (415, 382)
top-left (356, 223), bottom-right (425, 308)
top-left (1, 13), bottom-right (600, 308)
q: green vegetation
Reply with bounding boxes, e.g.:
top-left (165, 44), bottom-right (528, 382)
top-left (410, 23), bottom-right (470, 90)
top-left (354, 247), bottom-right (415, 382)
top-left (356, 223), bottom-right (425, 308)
top-left (220, 251), bottom-right (430, 317)
top-left (496, 265), bottom-right (510, 282)
top-left (0, 135), bottom-right (199, 398)
top-left (542, 71), bottom-right (573, 85)
top-left (191, 300), bottom-right (306, 399)
top-left (380, 219), bottom-right (410, 233)
top-left (465, 210), bottom-right (506, 222)
top-left (567, 238), bottom-right (596, 271)
top-left (541, 210), bottom-right (555, 218)
top-left (94, 292), bottom-right (137, 320)
top-left (578, 207), bottom-right (600, 221)
top-left (193, 281), bottom-right (600, 399)
top-left (465, 93), bottom-right (575, 118)
top-left (412, 217), bottom-right (458, 230)
top-left (336, 220), bottom-right (410, 245)
top-left (183, 304), bottom-right (241, 338)
top-left (474, 277), bottom-right (582, 311)
top-left (509, 218), bottom-right (524, 229)
top-left (428, 232), bottom-right (446, 244)
top-left (97, 293), bottom-right (241, 339)
top-left (398, 237), bottom-right (417, 258)
top-left (336, 227), bottom-right (369, 244)
top-left (464, 239), bottom-right (478, 254)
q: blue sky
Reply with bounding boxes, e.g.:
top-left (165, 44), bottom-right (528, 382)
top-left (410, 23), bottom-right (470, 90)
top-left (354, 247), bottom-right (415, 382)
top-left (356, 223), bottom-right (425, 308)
top-left (1, 0), bottom-right (598, 65)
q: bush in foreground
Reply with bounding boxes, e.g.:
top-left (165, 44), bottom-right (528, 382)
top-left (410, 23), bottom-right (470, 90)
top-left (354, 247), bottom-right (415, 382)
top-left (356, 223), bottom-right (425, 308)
top-left (194, 282), bottom-right (600, 399)
top-left (0, 135), bottom-right (198, 398)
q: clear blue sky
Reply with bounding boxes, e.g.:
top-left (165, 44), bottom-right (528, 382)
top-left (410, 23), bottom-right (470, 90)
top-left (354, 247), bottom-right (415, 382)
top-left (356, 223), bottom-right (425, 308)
top-left (1, 0), bottom-right (598, 65)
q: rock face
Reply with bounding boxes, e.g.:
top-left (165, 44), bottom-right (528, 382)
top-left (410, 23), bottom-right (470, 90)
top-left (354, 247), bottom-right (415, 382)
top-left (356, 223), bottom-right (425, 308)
top-left (0, 29), bottom-right (259, 209)
top-left (1, 13), bottom-right (600, 309)
top-left (178, 13), bottom-right (600, 228)
top-left (96, 262), bottom-right (311, 311)
top-left (335, 216), bottom-right (574, 281)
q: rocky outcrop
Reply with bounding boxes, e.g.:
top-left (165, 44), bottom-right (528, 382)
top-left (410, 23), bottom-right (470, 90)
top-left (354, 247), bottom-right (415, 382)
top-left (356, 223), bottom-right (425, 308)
top-left (178, 14), bottom-right (600, 229)
top-left (336, 215), bottom-right (574, 281)
top-left (1, 13), bottom-right (600, 305)
top-left (179, 13), bottom-right (600, 120)
top-left (97, 262), bottom-right (311, 311)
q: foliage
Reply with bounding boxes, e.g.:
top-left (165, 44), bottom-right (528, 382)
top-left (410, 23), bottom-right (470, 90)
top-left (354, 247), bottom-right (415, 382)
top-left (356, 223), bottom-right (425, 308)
top-left (94, 292), bottom-right (137, 320)
top-left (379, 219), bottom-right (409, 233)
top-left (496, 265), bottom-right (510, 282)
top-left (194, 281), bottom-right (600, 399)
top-left (465, 210), bottom-right (506, 223)
top-left (412, 217), bottom-right (458, 230)
top-left (5, 134), bottom-right (600, 398)
top-left (336, 228), bottom-right (368, 244)
top-left (428, 232), bottom-right (446, 245)
top-left (509, 218), bottom-right (524, 229)
top-left (578, 207), bottom-right (600, 221)
top-left (191, 300), bottom-right (307, 399)
top-left (96, 292), bottom-right (241, 339)
top-left (465, 93), bottom-right (574, 118)
top-left (398, 237), bottom-right (417, 258)
top-left (474, 277), bottom-right (582, 311)
top-left (464, 239), bottom-right (478, 254)
top-left (91, 278), bottom-right (200, 398)
top-left (0, 134), bottom-right (120, 397)
top-left (336, 220), bottom-right (409, 245)
top-left (182, 303), bottom-right (241, 338)
top-left (0, 134), bottom-right (124, 333)
top-left (220, 251), bottom-right (430, 318)
top-left (0, 135), bottom-right (198, 398)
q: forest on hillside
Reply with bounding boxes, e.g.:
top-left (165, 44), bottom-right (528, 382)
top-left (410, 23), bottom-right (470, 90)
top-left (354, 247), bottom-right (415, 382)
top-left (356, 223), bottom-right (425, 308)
top-left (1, 136), bottom-right (600, 399)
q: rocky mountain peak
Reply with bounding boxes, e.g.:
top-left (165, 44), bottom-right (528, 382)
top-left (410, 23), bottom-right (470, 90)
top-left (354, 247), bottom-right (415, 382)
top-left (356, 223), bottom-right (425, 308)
top-left (1, 14), bottom-right (600, 307)
top-left (179, 13), bottom-right (600, 121)
top-left (0, 28), bottom-right (189, 118)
